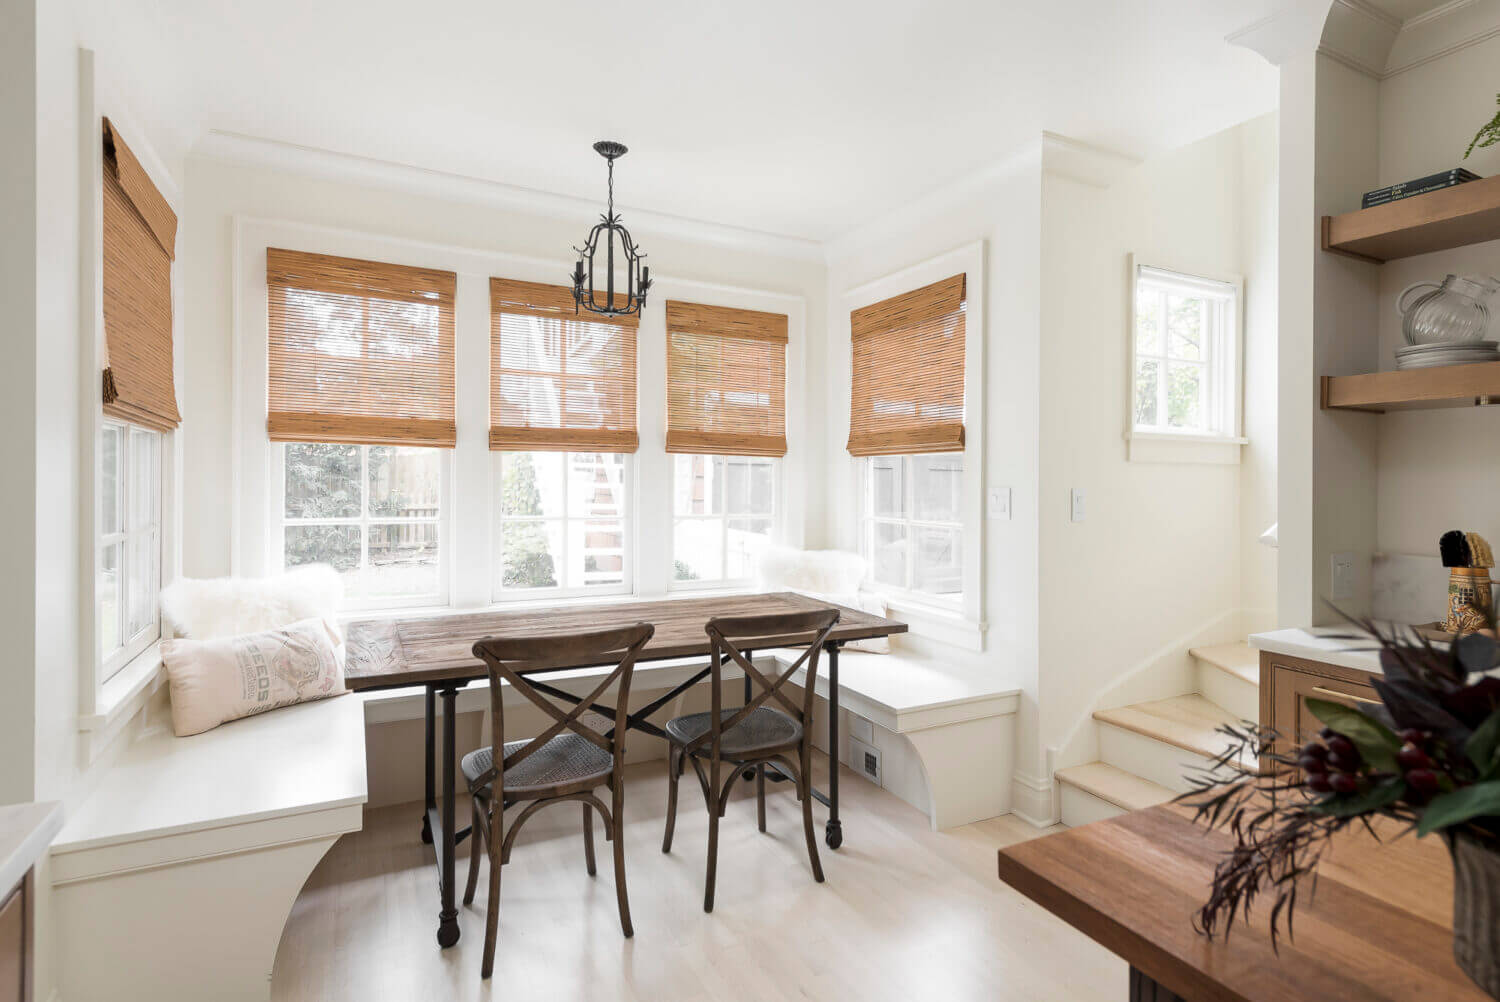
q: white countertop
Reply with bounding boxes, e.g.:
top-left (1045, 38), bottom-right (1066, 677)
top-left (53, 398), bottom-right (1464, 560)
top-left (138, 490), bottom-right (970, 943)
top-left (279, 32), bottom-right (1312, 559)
top-left (1249, 626), bottom-right (1389, 674)
top-left (0, 801), bottom-right (62, 893)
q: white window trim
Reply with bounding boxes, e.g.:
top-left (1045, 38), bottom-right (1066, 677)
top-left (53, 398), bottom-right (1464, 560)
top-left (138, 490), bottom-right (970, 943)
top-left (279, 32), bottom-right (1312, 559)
top-left (667, 455), bottom-right (782, 592)
top-left (100, 422), bottom-right (164, 678)
top-left (231, 217), bottom-right (807, 609)
top-left (835, 241), bottom-right (986, 647)
top-left (274, 444), bottom-right (452, 611)
top-left (493, 451), bottom-right (634, 602)
top-left (77, 57), bottom-right (183, 738)
top-left (1125, 254), bottom-right (1245, 465)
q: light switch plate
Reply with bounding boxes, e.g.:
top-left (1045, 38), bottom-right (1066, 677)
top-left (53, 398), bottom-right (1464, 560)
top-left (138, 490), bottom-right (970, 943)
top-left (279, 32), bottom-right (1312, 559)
top-left (1070, 488), bottom-right (1086, 523)
top-left (987, 487), bottom-right (1011, 519)
top-left (1331, 552), bottom-right (1355, 601)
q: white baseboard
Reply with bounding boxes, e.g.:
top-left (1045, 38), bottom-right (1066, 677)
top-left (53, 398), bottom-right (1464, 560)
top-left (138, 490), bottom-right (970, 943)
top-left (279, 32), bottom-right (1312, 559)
top-left (1010, 771), bottom-right (1057, 828)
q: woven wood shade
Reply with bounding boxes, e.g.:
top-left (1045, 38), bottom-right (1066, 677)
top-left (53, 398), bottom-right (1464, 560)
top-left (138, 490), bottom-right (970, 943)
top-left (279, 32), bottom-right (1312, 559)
top-left (266, 249), bottom-right (456, 447)
top-left (846, 274), bottom-right (966, 456)
top-left (664, 300), bottom-right (788, 457)
top-left (489, 278), bottom-right (639, 452)
top-left (101, 118), bottom-right (180, 432)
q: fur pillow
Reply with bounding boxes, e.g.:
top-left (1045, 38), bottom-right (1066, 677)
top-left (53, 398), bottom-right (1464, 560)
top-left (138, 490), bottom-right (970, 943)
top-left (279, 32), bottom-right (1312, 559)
top-left (160, 616), bottom-right (347, 737)
top-left (756, 546), bottom-right (868, 595)
top-left (160, 565), bottom-right (344, 642)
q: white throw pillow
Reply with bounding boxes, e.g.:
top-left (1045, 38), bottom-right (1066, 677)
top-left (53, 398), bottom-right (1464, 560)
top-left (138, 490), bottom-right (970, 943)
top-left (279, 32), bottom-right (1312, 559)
top-left (160, 616), bottom-right (347, 737)
top-left (160, 565), bottom-right (344, 642)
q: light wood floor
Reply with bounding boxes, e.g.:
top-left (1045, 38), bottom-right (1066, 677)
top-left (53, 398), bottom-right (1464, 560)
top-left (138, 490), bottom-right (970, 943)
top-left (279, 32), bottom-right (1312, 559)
top-left (272, 756), bottom-right (1123, 1001)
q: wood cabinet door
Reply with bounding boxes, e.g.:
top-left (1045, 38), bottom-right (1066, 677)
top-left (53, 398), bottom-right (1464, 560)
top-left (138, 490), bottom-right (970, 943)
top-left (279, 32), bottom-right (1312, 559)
top-left (1269, 661), bottom-right (1381, 754)
top-left (0, 872), bottom-right (28, 1002)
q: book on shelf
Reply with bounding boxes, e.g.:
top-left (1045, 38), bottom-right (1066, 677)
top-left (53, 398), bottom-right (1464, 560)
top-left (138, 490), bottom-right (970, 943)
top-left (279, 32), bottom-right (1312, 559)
top-left (1362, 168), bottom-right (1482, 208)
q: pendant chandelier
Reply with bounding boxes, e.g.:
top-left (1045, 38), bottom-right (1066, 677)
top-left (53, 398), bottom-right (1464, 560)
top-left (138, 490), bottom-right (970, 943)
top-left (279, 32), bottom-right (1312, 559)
top-left (571, 140), bottom-right (650, 318)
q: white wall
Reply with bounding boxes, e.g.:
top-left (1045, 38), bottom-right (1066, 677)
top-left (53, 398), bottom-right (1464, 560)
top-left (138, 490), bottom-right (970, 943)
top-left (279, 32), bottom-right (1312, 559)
top-left (1374, 34), bottom-right (1500, 575)
top-left (820, 120), bottom-right (1278, 811)
top-left (822, 146), bottom-right (1046, 806)
top-left (181, 156), bottom-right (830, 579)
top-left (1037, 116), bottom-right (1279, 760)
top-left (1, 0), bottom-right (40, 808)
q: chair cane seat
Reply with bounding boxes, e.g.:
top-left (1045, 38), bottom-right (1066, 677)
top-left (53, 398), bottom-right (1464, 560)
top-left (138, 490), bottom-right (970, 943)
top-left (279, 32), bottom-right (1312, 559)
top-left (462, 734), bottom-right (613, 797)
top-left (665, 707), bottom-right (803, 758)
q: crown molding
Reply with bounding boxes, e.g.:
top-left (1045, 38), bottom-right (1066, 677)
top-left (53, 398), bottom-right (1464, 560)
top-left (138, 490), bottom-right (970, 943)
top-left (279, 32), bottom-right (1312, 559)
top-left (1317, 0), bottom-right (1401, 78)
top-left (191, 130), bottom-right (825, 264)
top-left (821, 142), bottom-right (1044, 265)
top-left (1383, 0), bottom-right (1500, 77)
top-left (1039, 131), bottom-right (1141, 188)
top-left (1227, 1), bottom-right (1336, 67)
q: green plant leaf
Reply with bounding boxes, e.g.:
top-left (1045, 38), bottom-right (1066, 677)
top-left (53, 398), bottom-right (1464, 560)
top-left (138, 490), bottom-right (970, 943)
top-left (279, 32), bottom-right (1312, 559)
top-left (1418, 781), bottom-right (1500, 836)
top-left (1308, 777), bottom-right (1406, 818)
top-left (1306, 698), bottom-right (1401, 772)
top-left (1467, 712), bottom-right (1500, 779)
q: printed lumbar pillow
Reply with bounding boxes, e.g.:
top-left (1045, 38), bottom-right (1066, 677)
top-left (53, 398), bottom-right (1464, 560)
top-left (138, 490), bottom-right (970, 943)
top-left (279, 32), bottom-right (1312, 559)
top-left (160, 615), bottom-right (347, 737)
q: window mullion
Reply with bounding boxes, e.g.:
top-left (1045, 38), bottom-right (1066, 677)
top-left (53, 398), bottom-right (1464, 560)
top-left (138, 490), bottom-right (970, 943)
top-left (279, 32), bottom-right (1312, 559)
top-left (1156, 290), bottom-right (1169, 428)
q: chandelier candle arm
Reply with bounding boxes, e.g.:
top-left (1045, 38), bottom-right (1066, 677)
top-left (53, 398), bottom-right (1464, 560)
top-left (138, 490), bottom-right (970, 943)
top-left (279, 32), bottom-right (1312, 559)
top-left (571, 140), bottom-right (651, 318)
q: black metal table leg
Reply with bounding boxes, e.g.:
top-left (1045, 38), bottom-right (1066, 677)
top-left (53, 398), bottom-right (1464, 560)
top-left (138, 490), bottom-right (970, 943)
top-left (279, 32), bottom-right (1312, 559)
top-left (825, 641), bottom-right (842, 850)
top-left (420, 686), bottom-right (435, 844)
top-left (424, 682), bottom-right (469, 949)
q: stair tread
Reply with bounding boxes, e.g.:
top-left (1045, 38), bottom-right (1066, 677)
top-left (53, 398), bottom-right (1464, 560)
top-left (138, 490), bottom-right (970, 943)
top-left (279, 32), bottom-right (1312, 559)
top-left (1094, 694), bottom-right (1252, 762)
top-left (1056, 763), bottom-right (1175, 812)
top-left (1189, 642), bottom-right (1259, 686)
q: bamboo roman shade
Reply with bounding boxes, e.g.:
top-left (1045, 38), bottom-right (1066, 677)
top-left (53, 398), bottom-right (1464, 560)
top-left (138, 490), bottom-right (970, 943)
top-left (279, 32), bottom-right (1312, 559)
top-left (489, 278), bottom-right (639, 452)
top-left (101, 118), bottom-right (180, 432)
top-left (665, 301), bottom-right (788, 457)
top-left (266, 249), bottom-right (457, 448)
top-left (846, 274), bottom-right (966, 456)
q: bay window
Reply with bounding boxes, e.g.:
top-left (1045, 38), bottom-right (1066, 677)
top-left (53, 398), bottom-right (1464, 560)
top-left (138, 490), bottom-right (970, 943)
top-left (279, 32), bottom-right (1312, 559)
top-left (495, 451), bottom-right (629, 596)
top-left (671, 454), bottom-right (776, 586)
top-left (99, 421), bottom-right (162, 676)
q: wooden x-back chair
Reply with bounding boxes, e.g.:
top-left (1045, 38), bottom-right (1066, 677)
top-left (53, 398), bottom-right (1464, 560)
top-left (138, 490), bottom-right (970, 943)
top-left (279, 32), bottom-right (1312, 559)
top-left (660, 607), bottom-right (840, 912)
top-left (463, 621), bottom-right (653, 979)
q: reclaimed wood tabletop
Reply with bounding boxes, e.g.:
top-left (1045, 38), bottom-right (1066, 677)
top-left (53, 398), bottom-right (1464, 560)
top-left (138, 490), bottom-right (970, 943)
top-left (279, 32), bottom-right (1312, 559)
top-left (342, 591), bottom-right (907, 692)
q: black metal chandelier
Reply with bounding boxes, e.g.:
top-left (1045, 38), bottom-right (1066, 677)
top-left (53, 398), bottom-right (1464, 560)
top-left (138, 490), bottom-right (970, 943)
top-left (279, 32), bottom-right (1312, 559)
top-left (571, 141), bottom-right (650, 318)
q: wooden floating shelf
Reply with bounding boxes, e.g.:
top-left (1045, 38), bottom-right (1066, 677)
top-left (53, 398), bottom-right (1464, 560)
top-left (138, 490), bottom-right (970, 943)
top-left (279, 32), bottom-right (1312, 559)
top-left (1322, 361), bottom-right (1500, 412)
top-left (1322, 174), bottom-right (1500, 262)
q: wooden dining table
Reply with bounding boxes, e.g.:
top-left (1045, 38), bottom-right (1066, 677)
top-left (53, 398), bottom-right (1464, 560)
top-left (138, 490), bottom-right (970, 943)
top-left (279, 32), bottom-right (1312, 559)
top-left (995, 805), bottom-right (1489, 1001)
top-left (343, 591), bottom-right (907, 948)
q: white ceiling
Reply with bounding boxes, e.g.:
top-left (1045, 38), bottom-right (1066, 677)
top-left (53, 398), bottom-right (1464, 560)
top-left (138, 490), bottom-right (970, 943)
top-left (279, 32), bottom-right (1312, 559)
top-left (113, 0), bottom-right (1279, 243)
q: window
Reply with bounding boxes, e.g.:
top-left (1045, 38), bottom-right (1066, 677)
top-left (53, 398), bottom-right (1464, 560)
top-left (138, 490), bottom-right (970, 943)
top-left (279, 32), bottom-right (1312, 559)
top-left (672, 455), bottom-right (776, 586)
top-left (281, 443), bottom-right (445, 605)
top-left (495, 451), bottom-right (629, 596)
top-left (860, 454), bottom-right (963, 603)
top-left (99, 421), bottom-right (162, 676)
top-left (1131, 264), bottom-right (1240, 438)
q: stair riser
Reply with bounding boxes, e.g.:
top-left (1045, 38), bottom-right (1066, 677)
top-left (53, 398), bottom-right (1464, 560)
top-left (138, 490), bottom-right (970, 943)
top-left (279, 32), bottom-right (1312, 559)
top-left (1059, 784), bottom-right (1127, 828)
top-left (1097, 724), bottom-right (1218, 794)
top-left (1196, 666), bottom-right (1259, 723)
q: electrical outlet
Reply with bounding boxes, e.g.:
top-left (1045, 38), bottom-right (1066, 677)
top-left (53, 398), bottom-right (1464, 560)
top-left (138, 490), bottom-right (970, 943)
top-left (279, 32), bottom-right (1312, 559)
top-left (848, 735), bottom-right (882, 788)
top-left (987, 486), bottom-right (1012, 520)
top-left (1070, 488), bottom-right (1086, 523)
top-left (1331, 552), bottom-right (1355, 601)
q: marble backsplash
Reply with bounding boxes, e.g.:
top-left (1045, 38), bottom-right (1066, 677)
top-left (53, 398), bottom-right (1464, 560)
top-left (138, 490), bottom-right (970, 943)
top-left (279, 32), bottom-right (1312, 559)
top-left (1372, 552), bottom-right (1494, 626)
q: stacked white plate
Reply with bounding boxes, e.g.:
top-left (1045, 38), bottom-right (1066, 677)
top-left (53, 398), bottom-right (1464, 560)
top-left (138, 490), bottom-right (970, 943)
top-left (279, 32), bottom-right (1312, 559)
top-left (1394, 340), bottom-right (1500, 370)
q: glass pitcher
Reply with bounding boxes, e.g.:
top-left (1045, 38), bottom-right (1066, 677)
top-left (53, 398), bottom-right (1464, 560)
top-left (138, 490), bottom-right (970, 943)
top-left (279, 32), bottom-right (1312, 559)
top-left (1397, 274), bottom-right (1500, 345)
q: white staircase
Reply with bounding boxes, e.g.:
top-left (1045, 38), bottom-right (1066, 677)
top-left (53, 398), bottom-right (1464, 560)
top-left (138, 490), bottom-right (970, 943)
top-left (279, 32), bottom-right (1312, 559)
top-left (1056, 641), bottom-right (1259, 826)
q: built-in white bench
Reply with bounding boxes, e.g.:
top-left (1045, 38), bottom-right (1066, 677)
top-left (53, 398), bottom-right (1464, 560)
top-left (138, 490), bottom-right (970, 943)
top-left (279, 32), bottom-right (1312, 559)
top-left (51, 693), bottom-right (367, 1002)
top-left (775, 648), bottom-right (1020, 829)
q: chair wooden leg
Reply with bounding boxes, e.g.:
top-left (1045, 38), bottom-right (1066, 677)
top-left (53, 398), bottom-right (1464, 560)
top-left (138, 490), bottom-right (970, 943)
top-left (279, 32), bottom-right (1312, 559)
top-left (662, 745), bottom-right (681, 853)
top-left (800, 744), bottom-right (824, 884)
top-left (464, 797), bottom-right (484, 906)
top-left (704, 756), bottom-right (721, 913)
top-left (610, 776), bottom-right (634, 938)
top-left (583, 803), bottom-right (597, 876)
top-left (756, 763), bottom-right (767, 833)
top-left (480, 806), bottom-right (504, 979)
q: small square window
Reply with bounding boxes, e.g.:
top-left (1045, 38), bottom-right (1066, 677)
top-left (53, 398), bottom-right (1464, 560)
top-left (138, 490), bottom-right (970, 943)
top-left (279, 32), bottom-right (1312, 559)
top-left (1131, 264), bottom-right (1240, 439)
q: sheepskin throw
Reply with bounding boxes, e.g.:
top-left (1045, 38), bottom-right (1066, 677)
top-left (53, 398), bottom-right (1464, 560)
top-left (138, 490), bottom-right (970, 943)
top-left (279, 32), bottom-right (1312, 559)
top-left (160, 564), bottom-right (344, 641)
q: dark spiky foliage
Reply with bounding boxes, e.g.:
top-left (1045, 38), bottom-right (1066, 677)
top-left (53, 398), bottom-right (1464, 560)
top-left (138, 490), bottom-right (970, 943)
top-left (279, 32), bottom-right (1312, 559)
top-left (1179, 607), bottom-right (1500, 950)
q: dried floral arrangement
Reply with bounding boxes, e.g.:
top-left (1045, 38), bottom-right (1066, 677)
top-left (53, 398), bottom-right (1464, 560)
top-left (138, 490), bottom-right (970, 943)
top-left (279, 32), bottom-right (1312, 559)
top-left (1179, 615), bottom-right (1500, 948)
